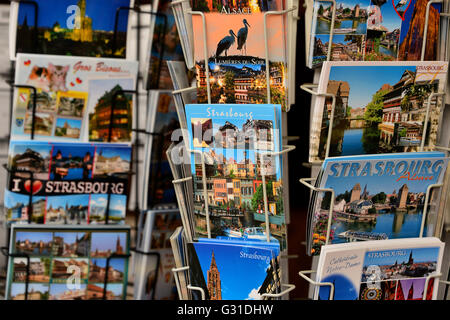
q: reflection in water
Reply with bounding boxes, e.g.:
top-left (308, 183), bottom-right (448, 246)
top-left (332, 211), bottom-right (424, 244)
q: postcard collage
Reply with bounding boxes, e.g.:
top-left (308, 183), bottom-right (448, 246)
top-left (315, 238), bottom-right (444, 300)
top-left (300, 0), bottom-right (450, 301)
top-left (5, 226), bottom-right (130, 300)
top-left (308, 0), bottom-right (442, 68)
top-left (3, 0), bottom-right (142, 301)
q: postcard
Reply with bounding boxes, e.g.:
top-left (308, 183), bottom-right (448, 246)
top-left (146, 91), bottom-right (180, 207)
top-left (307, 0), bottom-right (442, 67)
top-left (191, 0), bottom-right (283, 12)
top-left (6, 225), bottom-right (130, 300)
top-left (11, 54), bottom-right (138, 142)
top-left (53, 232), bottom-right (90, 257)
top-left (314, 237), bottom-right (444, 300)
top-left (310, 61), bottom-right (448, 162)
top-left (192, 13), bottom-right (287, 109)
top-left (4, 141), bottom-right (131, 225)
top-left (309, 152), bottom-right (448, 255)
top-left (87, 77), bottom-right (135, 143)
top-left (9, 283), bottom-right (49, 300)
top-left (184, 104), bottom-right (286, 248)
top-left (10, 0), bottom-right (133, 60)
top-left (144, 0), bottom-right (185, 90)
top-left (187, 241), bottom-right (278, 300)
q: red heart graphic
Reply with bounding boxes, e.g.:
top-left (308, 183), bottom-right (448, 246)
top-left (76, 77), bottom-right (82, 84)
top-left (392, 0), bottom-right (412, 21)
top-left (24, 180), bottom-right (43, 195)
top-left (70, 82), bottom-right (75, 87)
top-left (24, 60), bottom-right (31, 66)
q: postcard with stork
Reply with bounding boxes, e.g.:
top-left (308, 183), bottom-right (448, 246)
top-left (192, 13), bottom-right (287, 110)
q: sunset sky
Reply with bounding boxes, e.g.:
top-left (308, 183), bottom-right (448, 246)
top-left (193, 13), bottom-right (285, 61)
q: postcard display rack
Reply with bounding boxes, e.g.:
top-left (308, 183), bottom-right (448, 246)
top-left (167, 0), bottom-right (302, 300)
top-left (298, 0), bottom-right (450, 300)
top-left (0, 0), bottom-right (177, 300)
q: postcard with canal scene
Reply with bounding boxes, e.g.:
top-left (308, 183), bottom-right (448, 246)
top-left (11, 54), bottom-right (138, 143)
top-left (308, 152), bottom-right (448, 256)
top-left (6, 225), bottom-right (130, 300)
top-left (309, 61), bottom-right (448, 163)
top-left (314, 237), bottom-right (444, 300)
top-left (308, 0), bottom-right (442, 68)
top-left (185, 104), bottom-right (286, 249)
top-left (10, 0), bottom-right (133, 60)
top-left (192, 12), bottom-right (288, 110)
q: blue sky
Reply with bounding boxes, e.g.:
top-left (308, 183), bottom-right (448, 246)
top-left (11, 283), bottom-right (48, 296)
top-left (91, 232), bottom-right (127, 252)
top-left (106, 283), bottom-right (123, 295)
top-left (52, 144), bottom-right (94, 159)
top-left (329, 65), bottom-right (416, 109)
top-left (95, 146), bottom-right (131, 162)
top-left (90, 257), bottom-right (125, 271)
top-left (371, 3), bottom-right (402, 32)
top-left (5, 191), bottom-right (46, 208)
top-left (16, 231), bottom-right (53, 243)
top-left (46, 194), bottom-right (90, 209)
top-left (54, 232), bottom-right (87, 244)
top-left (11, 142), bottom-right (52, 159)
top-left (18, 0), bottom-right (130, 31)
top-left (363, 247), bottom-right (440, 267)
top-left (194, 243), bottom-right (274, 300)
top-left (340, 0), bottom-right (371, 9)
top-left (88, 78), bottom-right (134, 114)
top-left (208, 62), bottom-right (262, 72)
top-left (55, 118), bottom-right (82, 130)
top-left (109, 195), bottom-right (126, 215)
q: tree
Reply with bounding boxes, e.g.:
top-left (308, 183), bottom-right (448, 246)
top-left (364, 89), bottom-right (389, 125)
top-left (251, 182), bottom-right (274, 211)
top-left (224, 71), bottom-right (235, 91)
top-left (318, 4), bottom-right (324, 15)
top-left (371, 192), bottom-right (387, 204)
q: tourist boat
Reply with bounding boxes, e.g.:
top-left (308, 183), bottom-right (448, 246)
top-left (333, 28), bottom-right (356, 34)
top-left (338, 230), bottom-right (388, 241)
top-left (243, 227), bottom-right (278, 243)
top-left (224, 228), bottom-right (243, 238)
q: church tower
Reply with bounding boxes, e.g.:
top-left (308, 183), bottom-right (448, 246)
top-left (207, 251), bottom-right (222, 300)
top-left (116, 236), bottom-right (124, 254)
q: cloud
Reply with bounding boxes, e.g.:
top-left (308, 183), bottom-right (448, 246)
top-left (91, 196), bottom-right (107, 207)
top-left (246, 287), bottom-right (262, 300)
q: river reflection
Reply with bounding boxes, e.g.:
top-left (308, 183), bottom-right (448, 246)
top-left (332, 211), bottom-right (424, 244)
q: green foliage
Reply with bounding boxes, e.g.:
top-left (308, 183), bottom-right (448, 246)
top-left (371, 192), bottom-right (387, 204)
top-left (364, 89), bottom-right (389, 125)
top-left (336, 190), bottom-right (351, 203)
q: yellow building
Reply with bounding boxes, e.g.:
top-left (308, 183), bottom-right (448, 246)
top-left (71, 0), bottom-right (93, 42)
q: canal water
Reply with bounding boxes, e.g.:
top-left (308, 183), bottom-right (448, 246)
top-left (341, 128), bottom-right (364, 155)
top-left (331, 211), bottom-right (424, 244)
top-left (316, 18), bottom-right (367, 34)
top-left (379, 45), bottom-right (397, 58)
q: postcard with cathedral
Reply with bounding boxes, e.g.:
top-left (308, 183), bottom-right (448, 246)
top-left (307, 0), bottom-right (442, 68)
top-left (185, 104), bottom-right (287, 249)
top-left (187, 241), bottom-right (279, 300)
top-left (314, 237), bottom-right (444, 300)
top-left (309, 61), bottom-right (448, 163)
top-left (10, 0), bottom-right (133, 60)
top-left (4, 141), bottom-right (131, 225)
top-left (192, 9), bottom-right (288, 110)
top-left (5, 225), bottom-right (130, 300)
top-left (308, 152), bottom-right (448, 256)
top-left (11, 54), bottom-right (138, 143)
